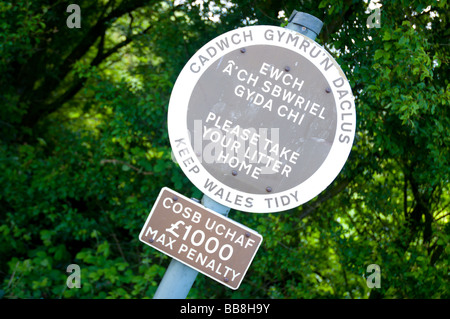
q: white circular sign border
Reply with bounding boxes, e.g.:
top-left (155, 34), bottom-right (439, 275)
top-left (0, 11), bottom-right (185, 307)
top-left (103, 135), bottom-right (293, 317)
top-left (168, 25), bottom-right (356, 213)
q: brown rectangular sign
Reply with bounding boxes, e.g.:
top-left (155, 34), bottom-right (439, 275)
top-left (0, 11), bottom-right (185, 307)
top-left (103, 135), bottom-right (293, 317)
top-left (139, 187), bottom-right (263, 290)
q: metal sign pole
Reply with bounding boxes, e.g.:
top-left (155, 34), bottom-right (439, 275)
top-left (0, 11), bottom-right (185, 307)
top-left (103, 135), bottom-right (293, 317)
top-left (153, 195), bottom-right (230, 299)
top-left (153, 10), bottom-right (323, 299)
top-left (285, 10), bottom-right (323, 41)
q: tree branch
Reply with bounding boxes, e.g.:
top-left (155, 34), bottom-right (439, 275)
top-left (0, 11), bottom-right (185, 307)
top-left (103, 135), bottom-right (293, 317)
top-left (298, 177), bottom-right (351, 220)
top-left (48, 23), bottom-right (154, 111)
top-left (20, 0), bottom-right (153, 129)
top-left (93, 24), bottom-right (153, 66)
top-left (100, 159), bottom-right (154, 175)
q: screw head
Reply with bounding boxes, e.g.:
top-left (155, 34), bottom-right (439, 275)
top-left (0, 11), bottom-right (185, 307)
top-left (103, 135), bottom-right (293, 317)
top-left (325, 87), bottom-right (331, 93)
top-left (245, 232), bottom-right (251, 237)
top-left (149, 238), bottom-right (154, 243)
top-left (266, 186), bottom-right (272, 193)
top-left (172, 196), bottom-right (178, 201)
top-left (240, 48), bottom-right (246, 53)
top-left (232, 170), bottom-right (238, 176)
top-left (284, 66), bottom-right (290, 72)
top-left (224, 277), bottom-right (229, 282)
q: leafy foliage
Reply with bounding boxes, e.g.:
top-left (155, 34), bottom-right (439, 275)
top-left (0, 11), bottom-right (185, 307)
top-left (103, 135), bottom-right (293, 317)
top-left (1, 0), bottom-right (448, 299)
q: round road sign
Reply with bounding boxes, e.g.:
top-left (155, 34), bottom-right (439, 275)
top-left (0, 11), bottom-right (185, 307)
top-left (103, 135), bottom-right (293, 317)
top-left (168, 25), bottom-right (356, 213)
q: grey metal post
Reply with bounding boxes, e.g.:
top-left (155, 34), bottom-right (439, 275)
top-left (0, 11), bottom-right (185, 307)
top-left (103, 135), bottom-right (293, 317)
top-left (153, 195), bottom-right (230, 299)
top-left (285, 10), bottom-right (323, 41)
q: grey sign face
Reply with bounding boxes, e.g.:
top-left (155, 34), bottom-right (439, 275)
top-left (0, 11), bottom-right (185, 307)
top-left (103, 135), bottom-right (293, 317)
top-left (139, 187), bottom-right (263, 290)
top-left (187, 45), bottom-right (337, 195)
top-left (168, 25), bottom-right (356, 213)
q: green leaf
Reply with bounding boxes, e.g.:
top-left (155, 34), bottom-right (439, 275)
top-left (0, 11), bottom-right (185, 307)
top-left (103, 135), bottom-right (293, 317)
top-left (374, 49), bottom-right (384, 60)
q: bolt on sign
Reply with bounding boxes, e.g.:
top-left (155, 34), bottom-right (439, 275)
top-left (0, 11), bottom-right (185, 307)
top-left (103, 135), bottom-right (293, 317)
top-left (168, 25), bottom-right (356, 213)
top-left (139, 187), bottom-right (263, 290)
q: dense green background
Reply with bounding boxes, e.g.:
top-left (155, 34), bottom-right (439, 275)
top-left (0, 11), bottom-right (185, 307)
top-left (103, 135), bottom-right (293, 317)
top-left (1, 0), bottom-right (448, 299)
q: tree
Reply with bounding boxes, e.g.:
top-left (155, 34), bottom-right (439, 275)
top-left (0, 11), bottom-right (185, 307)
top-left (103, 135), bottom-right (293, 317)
top-left (1, 0), bottom-right (448, 299)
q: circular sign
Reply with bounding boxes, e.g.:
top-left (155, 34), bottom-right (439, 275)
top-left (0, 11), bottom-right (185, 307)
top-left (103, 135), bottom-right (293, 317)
top-left (168, 25), bottom-right (356, 213)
